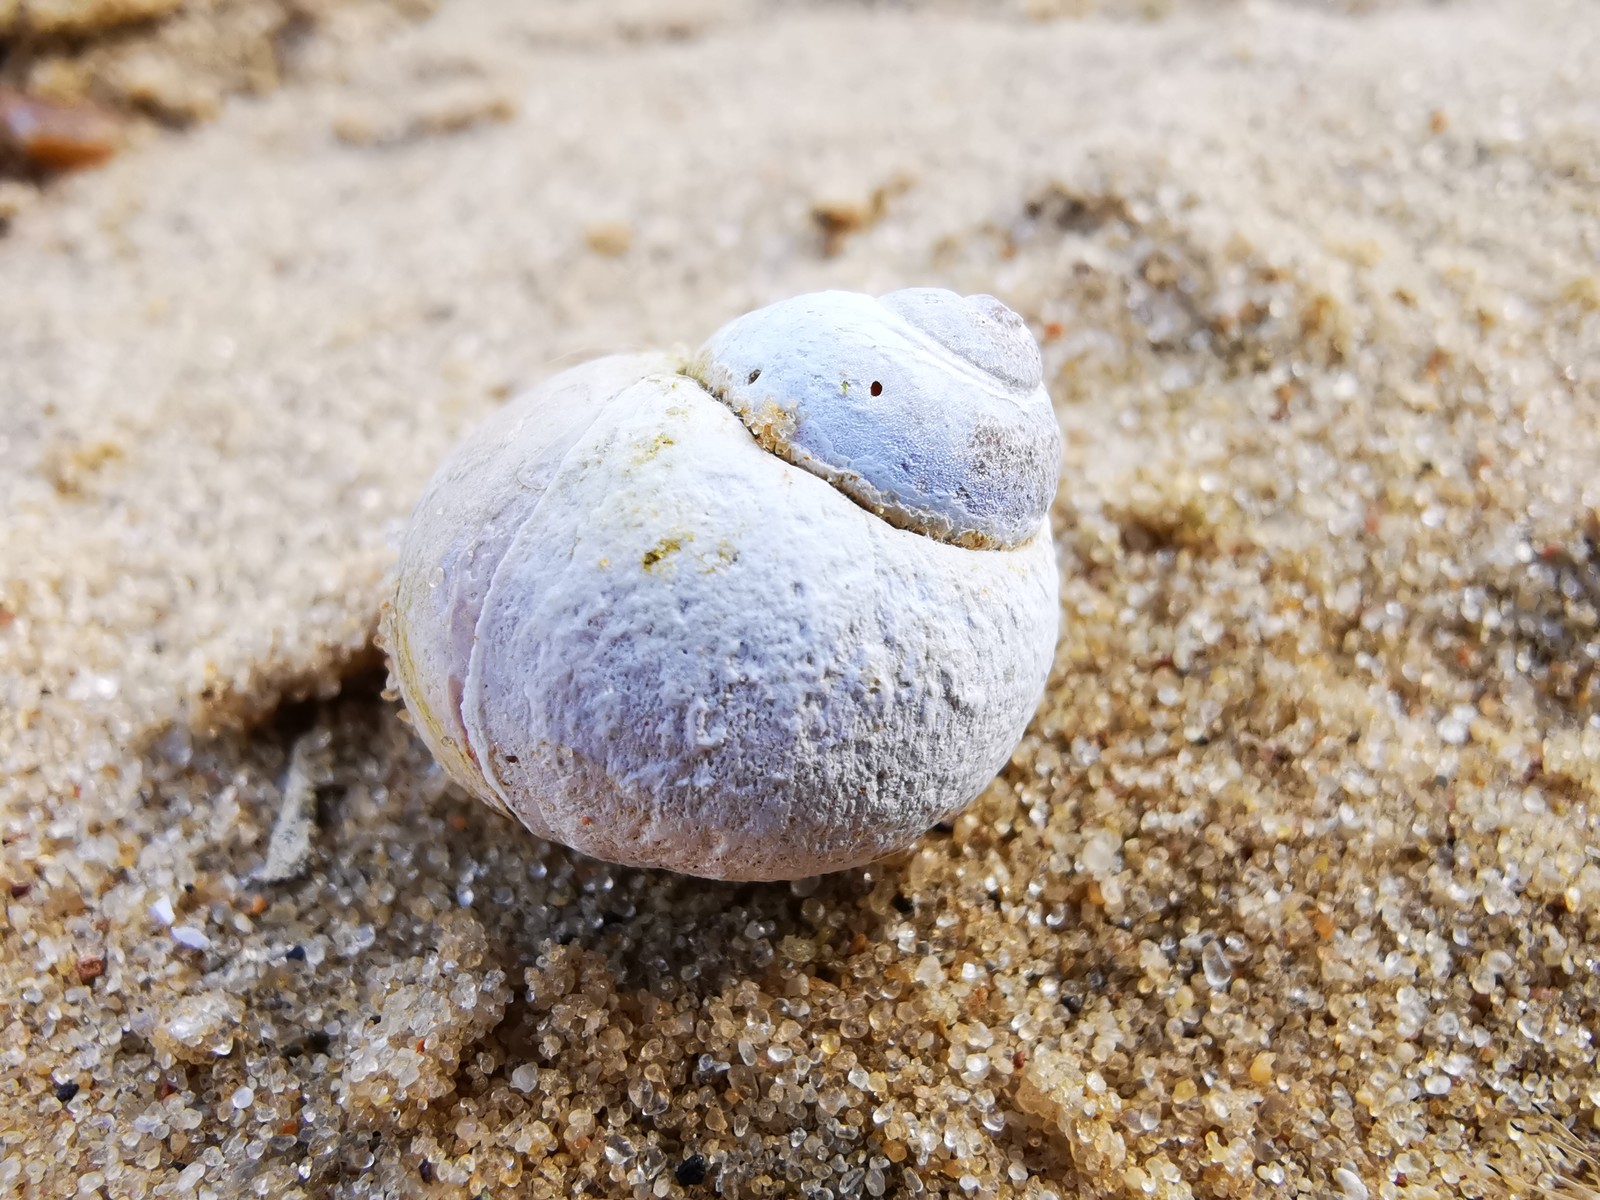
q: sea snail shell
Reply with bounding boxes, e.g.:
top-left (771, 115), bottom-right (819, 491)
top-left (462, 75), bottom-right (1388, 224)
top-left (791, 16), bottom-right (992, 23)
top-left (385, 289), bottom-right (1062, 881)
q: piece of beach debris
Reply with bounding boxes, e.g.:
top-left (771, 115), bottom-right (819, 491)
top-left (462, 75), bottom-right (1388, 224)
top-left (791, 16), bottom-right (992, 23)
top-left (256, 731), bottom-right (332, 883)
top-left (584, 218), bottom-right (633, 256)
top-left (810, 174), bottom-right (912, 256)
top-left (332, 80), bottom-right (517, 148)
top-left (0, 87), bottom-right (121, 171)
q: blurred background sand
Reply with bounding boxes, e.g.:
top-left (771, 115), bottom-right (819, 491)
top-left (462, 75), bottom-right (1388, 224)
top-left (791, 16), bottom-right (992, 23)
top-left (2, 1), bottom-right (1599, 1197)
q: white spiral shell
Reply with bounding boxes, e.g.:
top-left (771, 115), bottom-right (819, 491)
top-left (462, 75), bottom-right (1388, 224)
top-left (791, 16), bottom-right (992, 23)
top-left (695, 289), bottom-right (1057, 549)
top-left (385, 289), bottom-right (1062, 881)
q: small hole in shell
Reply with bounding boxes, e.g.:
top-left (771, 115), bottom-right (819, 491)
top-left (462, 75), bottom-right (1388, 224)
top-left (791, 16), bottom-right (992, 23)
top-left (870, 380), bottom-right (883, 396)
top-left (747, 368), bottom-right (762, 384)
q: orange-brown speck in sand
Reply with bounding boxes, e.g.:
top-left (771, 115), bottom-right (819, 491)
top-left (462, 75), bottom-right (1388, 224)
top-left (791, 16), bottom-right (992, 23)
top-left (0, 88), bottom-right (121, 172)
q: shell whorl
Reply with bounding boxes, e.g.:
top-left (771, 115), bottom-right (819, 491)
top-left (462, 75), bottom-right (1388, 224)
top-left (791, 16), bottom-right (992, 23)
top-left (694, 288), bottom-right (1061, 550)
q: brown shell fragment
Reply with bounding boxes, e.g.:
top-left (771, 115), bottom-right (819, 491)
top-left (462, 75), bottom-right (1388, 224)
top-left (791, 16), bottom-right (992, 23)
top-left (0, 87), bottom-right (121, 172)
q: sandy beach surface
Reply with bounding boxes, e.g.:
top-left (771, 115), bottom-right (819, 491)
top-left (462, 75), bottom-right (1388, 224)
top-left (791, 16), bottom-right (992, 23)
top-left (3, 1), bottom-right (1599, 1197)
